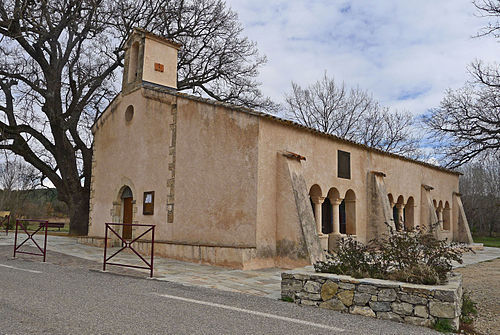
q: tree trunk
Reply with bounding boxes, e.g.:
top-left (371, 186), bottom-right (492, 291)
top-left (68, 193), bottom-right (89, 236)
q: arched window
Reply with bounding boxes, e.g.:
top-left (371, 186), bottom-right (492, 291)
top-left (120, 186), bottom-right (133, 199)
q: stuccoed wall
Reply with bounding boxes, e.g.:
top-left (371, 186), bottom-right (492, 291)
top-left (281, 271), bottom-right (462, 331)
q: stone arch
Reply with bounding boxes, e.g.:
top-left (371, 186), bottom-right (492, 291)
top-left (309, 184), bottom-right (323, 217)
top-left (443, 201), bottom-right (451, 231)
top-left (117, 185), bottom-right (134, 239)
top-left (127, 41), bottom-right (140, 83)
top-left (327, 187), bottom-right (341, 201)
top-left (388, 193), bottom-right (395, 207)
top-left (309, 184), bottom-right (324, 235)
top-left (309, 184), bottom-right (322, 197)
top-left (344, 189), bottom-right (356, 235)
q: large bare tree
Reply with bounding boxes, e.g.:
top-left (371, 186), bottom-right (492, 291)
top-left (0, 0), bottom-right (272, 235)
top-left (284, 74), bottom-right (422, 158)
top-left (425, 0), bottom-right (500, 168)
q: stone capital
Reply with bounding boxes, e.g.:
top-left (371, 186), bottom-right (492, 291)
top-left (310, 196), bottom-right (325, 204)
top-left (331, 198), bottom-right (343, 206)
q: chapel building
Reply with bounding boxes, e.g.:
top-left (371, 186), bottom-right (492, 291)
top-left (83, 29), bottom-right (473, 269)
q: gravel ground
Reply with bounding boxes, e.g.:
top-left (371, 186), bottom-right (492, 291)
top-left (456, 256), bottom-right (500, 335)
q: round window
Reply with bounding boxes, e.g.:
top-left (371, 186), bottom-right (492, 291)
top-left (125, 105), bottom-right (134, 122)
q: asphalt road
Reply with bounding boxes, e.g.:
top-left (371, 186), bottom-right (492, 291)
top-left (0, 257), bottom-right (439, 335)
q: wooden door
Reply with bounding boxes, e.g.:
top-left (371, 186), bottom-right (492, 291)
top-left (122, 197), bottom-right (133, 240)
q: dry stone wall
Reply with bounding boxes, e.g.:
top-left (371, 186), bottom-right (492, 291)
top-left (281, 271), bottom-right (462, 331)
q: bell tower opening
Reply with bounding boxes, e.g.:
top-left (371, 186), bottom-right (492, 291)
top-left (122, 28), bottom-right (182, 94)
top-left (127, 42), bottom-right (139, 83)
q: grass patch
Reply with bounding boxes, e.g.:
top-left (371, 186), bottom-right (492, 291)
top-left (473, 236), bottom-right (500, 248)
top-left (281, 296), bottom-right (294, 303)
top-left (433, 318), bottom-right (454, 333)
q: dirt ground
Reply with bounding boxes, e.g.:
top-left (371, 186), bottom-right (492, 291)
top-left (456, 257), bottom-right (500, 335)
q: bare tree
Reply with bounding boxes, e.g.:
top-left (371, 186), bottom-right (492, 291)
top-left (425, 0), bottom-right (500, 168)
top-left (284, 73), bottom-right (422, 158)
top-left (460, 155), bottom-right (500, 236)
top-left (0, 0), bottom-right (272, 235)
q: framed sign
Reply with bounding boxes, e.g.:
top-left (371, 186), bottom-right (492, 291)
top-left (143, 191), bottom-right (155, 215)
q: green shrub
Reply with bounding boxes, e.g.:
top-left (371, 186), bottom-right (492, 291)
top-left (433, 318), bottom-right (454, 333)
top-left (460, 291), bottom-right (477, 324)
top-left (281, 296), bottom-right (294, 303)
top-left (314, 223), bottom-right (470, 285)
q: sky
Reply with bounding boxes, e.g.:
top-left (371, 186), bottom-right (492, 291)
top-left (226, 0), bottom-right (500, 116)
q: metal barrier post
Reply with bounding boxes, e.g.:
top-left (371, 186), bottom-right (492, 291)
top-left (13, 219), bottom-right (49, 261)
top-left (103, 223), bottom-right (108, 272)
top-left (102, 223), bottom-right (156, 277)
top-left (150, 226), bottom-right (155, 278)
top-left (13, 218), bottom-right (19, 258)
top-left (43, 221), bottom-right (48, 262)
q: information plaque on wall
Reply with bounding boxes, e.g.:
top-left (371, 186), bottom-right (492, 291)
top-left (143, 191), bottom-right (155, 215)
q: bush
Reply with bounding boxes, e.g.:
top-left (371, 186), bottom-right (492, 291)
top-left (460, 291), bottom-right (477, 325)
top-left (314, 237), bottom-right (383, 279)
top-left (433, 318), bottom-right (454, 333)
top-left (314, 223), bottom-right (470, 285)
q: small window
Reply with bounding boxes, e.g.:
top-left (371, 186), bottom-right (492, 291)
top-left (125, 105), bottom-right (134, 122)
top-left (338, 150), bottom-right (351, 179)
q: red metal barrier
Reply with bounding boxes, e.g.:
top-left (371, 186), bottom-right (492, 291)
top-left (13, 219), bottom-right (49, 262)
top-left (1, 214), bottom-right (10, 235)
top-left (103, 223), bottom-right (155, 277)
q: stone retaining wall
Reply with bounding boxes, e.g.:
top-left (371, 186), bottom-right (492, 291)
top-left (281, 271), bottom-right (462, 330)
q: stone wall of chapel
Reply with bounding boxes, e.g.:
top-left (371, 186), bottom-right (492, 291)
top-left (172, 98), bottom-right (260, 248)
top-left (89, 88), bottom-right (173, 239)
top-left (256, 117), bottom-right (460, 246)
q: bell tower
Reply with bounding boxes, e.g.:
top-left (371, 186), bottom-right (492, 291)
top-left (122, 28), bottom-right (182, 94)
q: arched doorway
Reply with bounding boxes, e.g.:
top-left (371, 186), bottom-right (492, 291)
top-left (121, 186), bottom-right (133, 240)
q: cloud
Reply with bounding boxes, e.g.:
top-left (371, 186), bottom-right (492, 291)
top-left (227, 0), bottom-right (500, 115)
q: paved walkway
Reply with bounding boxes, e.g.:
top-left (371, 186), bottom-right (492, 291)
top-left (1, 233), bottom-right (499, 300)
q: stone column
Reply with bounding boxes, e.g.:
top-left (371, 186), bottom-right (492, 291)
top-left (437, 207), bottom-right (443, 228)
top-left (396, 204), bottom-right (405, 231)
top-left (331, 198), bottom-right (343, 235)
top-left (311, 196), bottom-right (325, 235)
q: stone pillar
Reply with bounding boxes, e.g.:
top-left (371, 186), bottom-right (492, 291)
top-left (311, 196), bottom-right (325, 235)
top-left (331, 198), bottom-right (343, 235)
top-left (396, 204), bottom-right (405, 231)
top-left (437, 207), bottom-right (443, 228)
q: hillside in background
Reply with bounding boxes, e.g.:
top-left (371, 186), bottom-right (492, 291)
top-left (0, 188), bottom-right (68, 220)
